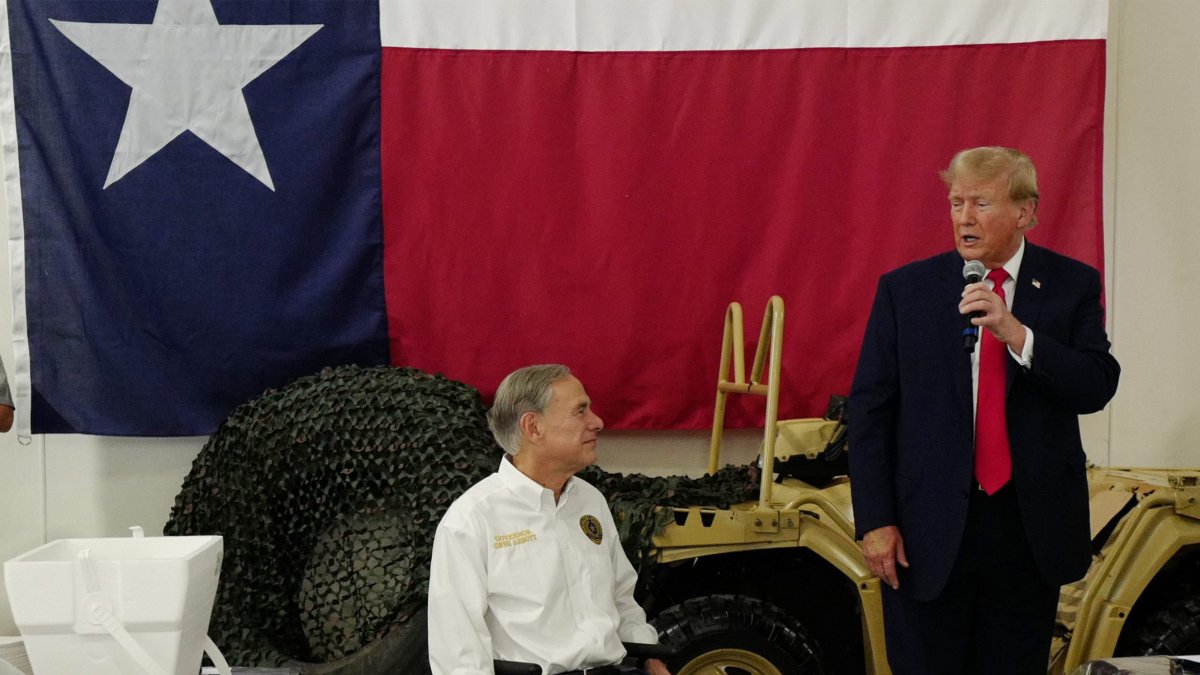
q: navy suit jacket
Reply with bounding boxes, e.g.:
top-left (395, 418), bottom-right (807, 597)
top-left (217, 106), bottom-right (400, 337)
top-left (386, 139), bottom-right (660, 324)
top-left (848, 242), bottom-right (1120, 601)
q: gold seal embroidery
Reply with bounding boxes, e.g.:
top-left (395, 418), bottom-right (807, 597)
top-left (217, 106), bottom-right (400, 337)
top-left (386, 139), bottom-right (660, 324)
top-left (580, 515), bottom-right (603, 545)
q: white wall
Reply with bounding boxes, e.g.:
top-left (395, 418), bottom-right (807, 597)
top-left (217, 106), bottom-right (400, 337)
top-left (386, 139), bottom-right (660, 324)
top-left (1105, 0), bottom-right (1200, 467)
top-left (2, 0), bottom-right (1198, 636)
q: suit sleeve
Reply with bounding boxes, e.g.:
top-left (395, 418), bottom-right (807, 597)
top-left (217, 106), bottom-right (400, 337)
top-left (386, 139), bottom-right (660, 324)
top-left (848, 275), bottom-right (900, 539)
top-left (428, 512), bottom-right (494, 675)
top-left (1023, 266), bottom-right (1120, 414)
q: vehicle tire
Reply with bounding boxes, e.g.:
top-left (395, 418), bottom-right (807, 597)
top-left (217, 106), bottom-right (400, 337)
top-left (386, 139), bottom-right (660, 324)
top-left (654, 594), bottom-right (828, 675)
top-left (1127, 595), bottom-right (1200, 656)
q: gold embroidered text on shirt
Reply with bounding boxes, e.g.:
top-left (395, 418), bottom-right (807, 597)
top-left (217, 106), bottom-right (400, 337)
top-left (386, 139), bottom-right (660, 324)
top-left (493, 529), bottom-right (537, 550)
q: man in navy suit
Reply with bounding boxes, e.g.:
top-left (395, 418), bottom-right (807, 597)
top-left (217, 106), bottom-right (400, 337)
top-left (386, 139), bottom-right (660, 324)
top-left (848, 147), bottom-right (1120, 674)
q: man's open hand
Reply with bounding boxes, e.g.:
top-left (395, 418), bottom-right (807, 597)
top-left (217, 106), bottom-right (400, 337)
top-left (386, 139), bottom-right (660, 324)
top-left (861, 525), bottom-right (909, 590)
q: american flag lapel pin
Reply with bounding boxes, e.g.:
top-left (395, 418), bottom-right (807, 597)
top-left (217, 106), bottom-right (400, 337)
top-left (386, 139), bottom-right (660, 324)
top-left (1032, 278), bottom-right (1042, 289)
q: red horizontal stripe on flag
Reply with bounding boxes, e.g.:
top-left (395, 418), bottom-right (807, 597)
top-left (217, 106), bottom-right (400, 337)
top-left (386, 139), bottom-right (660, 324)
top-left (380, 41), bottom-right (1104, 429)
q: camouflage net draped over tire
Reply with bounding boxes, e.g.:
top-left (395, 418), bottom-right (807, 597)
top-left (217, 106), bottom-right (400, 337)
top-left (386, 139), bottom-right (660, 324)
top-left (164, 366), bottom-right (496, 666)
top-left (165, 365), bottom-right (759, 667)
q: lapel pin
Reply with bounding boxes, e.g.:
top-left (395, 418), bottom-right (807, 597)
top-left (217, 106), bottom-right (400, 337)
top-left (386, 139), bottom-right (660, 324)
top-left (1031, 278), bottom-right (1042, 289)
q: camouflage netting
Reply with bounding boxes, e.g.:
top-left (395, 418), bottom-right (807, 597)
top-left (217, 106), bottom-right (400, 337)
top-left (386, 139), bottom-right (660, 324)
top-left (578, 465), bottom-right (760, 593)
top-left (165, 366), bottom-right (497, 665)
top-left (165, 365), bottom-right (759, 667)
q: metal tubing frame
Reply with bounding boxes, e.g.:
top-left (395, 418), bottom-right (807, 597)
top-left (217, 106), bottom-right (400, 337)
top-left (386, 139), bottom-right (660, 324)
top-left (706, 296), bottom-right (785, 511)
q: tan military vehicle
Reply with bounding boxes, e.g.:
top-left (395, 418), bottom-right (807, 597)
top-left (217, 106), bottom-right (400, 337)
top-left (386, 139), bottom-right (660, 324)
top-left (641, 296), bottom-right (1200, 675)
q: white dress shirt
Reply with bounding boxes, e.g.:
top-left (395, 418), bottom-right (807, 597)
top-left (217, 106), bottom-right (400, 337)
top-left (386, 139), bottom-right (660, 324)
top-left (428, 456), bottom-right (658, 675)
top-left (969, 237), bottom-right (1035, 414)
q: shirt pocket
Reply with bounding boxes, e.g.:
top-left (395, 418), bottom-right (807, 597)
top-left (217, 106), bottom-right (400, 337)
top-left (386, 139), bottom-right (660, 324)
top-left (578, 543), bottom-right (616, 595)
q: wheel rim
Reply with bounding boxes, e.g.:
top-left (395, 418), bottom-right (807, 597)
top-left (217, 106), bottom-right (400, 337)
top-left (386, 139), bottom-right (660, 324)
top-left (678, 647), bottom-right (784, 675)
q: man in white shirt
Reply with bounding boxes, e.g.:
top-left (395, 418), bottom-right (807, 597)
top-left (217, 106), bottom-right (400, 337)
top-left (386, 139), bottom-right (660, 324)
top-left (428, 364), bottom-right (671, 675)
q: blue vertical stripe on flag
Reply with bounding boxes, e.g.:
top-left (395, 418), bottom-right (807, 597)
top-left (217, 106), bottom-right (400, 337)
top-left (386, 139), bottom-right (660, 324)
top-left (5, 0), bottom-right (387, 435)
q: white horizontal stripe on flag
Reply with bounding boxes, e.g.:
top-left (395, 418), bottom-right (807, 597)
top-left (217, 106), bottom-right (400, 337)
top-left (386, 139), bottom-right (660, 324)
top-left (380, 0), bottom-right (1108, 51)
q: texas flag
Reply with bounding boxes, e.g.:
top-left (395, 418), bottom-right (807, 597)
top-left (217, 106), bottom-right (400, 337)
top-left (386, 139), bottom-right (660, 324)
top-left (0, 0), bottom-right (1107, 436)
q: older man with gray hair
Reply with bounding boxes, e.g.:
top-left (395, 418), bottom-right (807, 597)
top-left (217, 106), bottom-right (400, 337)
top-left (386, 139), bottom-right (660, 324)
top-left (428, 364), bottom-right (671, 675)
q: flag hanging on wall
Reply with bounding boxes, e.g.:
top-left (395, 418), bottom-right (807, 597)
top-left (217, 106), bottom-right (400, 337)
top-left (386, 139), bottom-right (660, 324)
top-left (0, 0), bottom-right (1108, 436)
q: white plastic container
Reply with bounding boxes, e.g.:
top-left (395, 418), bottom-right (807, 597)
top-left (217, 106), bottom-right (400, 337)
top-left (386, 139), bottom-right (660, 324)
top-left (3, 530), bottom-right (230, 675)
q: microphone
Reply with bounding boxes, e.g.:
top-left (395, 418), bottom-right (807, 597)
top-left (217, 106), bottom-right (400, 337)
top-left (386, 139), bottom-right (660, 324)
top-left (962, 260), bottom-right (986, 352)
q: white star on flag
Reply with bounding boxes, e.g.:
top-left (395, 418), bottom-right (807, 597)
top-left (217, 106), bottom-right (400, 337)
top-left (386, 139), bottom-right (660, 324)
top-left (50, 0), bottom-right (322, 190)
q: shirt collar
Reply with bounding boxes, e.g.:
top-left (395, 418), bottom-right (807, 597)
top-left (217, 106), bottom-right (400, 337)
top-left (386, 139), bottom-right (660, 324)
top-left (1000, 237), bottom-right (1026, 282)
top-left (497, 455), bottom-right (572, 511)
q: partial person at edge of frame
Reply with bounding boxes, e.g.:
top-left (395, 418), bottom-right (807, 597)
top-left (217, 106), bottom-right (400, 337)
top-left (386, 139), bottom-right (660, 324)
top-left (0, 354), bottom-right (14, 432)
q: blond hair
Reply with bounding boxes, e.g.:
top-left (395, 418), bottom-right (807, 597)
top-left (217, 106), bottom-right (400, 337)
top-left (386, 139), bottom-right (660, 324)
top-left (940, 146), bottom-right (1039, 227)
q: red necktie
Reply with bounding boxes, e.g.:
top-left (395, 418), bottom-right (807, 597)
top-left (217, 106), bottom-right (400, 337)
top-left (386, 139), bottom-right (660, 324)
top-left (975, 268), bottom-right (1011, 494)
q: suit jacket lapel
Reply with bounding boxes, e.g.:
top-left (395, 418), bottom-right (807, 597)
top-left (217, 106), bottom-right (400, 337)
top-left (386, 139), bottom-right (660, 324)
top-left (1009, 241), bottom-right (1047, 390)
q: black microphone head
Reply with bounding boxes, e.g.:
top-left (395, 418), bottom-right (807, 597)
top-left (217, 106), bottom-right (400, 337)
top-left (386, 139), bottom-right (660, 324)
top-left (963, 260), bottom-right (986, 284)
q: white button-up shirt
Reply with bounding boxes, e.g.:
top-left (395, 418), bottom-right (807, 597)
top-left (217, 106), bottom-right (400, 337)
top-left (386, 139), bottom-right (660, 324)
top-left (428, 457), bottom-right (658, 675)
top-left (969, 238), bottom-right (1036, 415)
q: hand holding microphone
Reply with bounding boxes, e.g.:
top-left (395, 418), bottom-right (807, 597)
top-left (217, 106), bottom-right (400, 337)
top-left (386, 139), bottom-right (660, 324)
top-left (961, 260), bottom-right (986, 352)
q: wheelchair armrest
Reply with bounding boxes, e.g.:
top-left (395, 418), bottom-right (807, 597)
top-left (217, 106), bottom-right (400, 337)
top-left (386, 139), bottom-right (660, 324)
top-left (494, 659), bottom-right (542, 675)
top-left (622, 641), bottom-right (680, 662)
